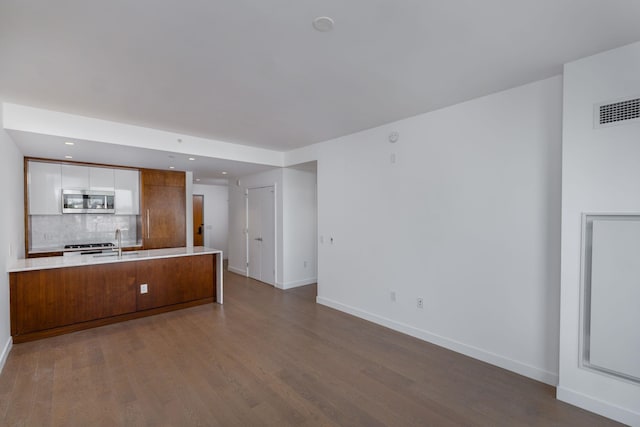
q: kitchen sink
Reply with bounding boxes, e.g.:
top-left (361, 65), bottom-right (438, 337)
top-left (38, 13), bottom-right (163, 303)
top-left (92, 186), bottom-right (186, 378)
top-left (93, 252), bottom-right (139, 258)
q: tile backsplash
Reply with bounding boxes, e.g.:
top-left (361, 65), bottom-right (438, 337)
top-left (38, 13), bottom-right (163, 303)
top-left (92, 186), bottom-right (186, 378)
top-left (30, 214), bottom-right (140, 252)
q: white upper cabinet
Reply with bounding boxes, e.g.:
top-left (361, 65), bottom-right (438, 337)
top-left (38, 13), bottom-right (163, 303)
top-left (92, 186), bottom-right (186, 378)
top-left (28, 161), bottom-right (62, 215)
top-left (114, 169), bottom-right (140, 215)
top-left (61, 164), bottom-right (89, 189)
top-left (89, 167), bottom-right (115, 191)
top-left (29, 161), bottom-right (138, 216)
top-left (62, 164), bottom-right (116, 191)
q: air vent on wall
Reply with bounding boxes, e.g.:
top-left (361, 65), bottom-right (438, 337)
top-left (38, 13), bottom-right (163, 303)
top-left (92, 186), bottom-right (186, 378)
top-left (595, 97), bottom-right (640, 128)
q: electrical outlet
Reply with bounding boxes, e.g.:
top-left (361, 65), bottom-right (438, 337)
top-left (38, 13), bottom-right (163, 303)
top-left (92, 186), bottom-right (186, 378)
top-left (417, 298), bottom-right (424, 309)
top-left (390, 291), bottom-right (396, 302)
top-left (140, 284), bottom-right (148, 294)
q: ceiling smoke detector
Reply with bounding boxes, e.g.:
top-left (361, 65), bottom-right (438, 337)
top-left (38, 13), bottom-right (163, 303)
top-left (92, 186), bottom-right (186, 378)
top-left (313, 16), bottom-right (334, 32)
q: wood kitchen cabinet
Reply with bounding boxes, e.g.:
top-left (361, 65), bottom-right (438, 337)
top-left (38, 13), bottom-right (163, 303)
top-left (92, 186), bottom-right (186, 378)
top-left (10, 263), bottom-right (137, 336)
top-left (141, 169), bottom-right (186, 249)
top-left (136, 254), bottom-right (214, 311)
top-left (9, 253), bottom-right (217, 343)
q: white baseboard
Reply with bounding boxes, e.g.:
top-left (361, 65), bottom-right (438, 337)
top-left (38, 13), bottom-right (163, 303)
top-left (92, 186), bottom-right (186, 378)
top-left (557, 386), bottom-right (640, 426)
top-left (316, 296), bottom-right (558, 386)
top-left (280, 277), bottom-right (317, 290)
top-left (0, 336), bottom-right (12, 374)
top-left (227, 265), bottom-right (246, 276)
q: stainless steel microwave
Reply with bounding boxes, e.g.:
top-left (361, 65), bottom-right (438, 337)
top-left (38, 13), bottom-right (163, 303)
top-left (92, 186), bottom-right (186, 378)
top-left (62, 189), bottom-right (115, 213)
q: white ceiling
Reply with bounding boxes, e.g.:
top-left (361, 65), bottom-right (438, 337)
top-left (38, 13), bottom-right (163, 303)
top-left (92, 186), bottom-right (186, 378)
top-left (1, 0), bottom-right (640, 154)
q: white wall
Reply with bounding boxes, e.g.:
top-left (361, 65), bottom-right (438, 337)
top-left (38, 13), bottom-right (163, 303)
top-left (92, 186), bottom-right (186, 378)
top-left (308, 76), bottom-right (563, 385)
top-left (192, 183), bottom-right (229, 256)
top-left (558, 41), bottom-right (640, 426)
top-left (282, 168), bottom-right (317, 287)
top-left (0, 101), bottom-right (26, 371)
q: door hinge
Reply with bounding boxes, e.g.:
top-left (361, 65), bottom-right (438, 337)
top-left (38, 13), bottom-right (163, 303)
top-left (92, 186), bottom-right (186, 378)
top-left (246, 262), bottom-right (249, 267)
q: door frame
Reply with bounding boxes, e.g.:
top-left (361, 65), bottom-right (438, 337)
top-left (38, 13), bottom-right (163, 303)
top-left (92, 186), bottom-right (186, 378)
top-left (245, 184), bottom-right (277, 285)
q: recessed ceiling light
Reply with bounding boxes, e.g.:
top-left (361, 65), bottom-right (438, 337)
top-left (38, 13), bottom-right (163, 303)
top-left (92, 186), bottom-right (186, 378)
top-left (64, 141), bottom-right (75, 146)
top-left (312, 16), bottom-right (334, 32)
top-left (169, 166), bottom-right (175, 169)
top-left (65, 155), bottom-right (73, 159)
top-left (188, 157), bottom-right (195, 161)
top-left (221, 171), bottom-right (228, 175)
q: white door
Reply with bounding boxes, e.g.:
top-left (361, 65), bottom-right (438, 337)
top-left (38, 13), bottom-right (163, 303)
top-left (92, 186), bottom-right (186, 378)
top-left (247, 186), bottom-right (275, 285)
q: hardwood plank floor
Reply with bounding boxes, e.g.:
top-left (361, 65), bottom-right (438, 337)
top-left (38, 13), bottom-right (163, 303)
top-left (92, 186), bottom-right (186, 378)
top-left (0, 270), bottom-right (621, 426)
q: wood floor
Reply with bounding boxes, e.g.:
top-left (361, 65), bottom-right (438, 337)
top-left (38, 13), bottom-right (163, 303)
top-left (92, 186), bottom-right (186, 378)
top-left (0, 271), bottom-right (621, 426)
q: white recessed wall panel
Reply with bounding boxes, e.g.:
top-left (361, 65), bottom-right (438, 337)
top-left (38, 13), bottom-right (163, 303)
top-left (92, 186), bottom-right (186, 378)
top-left (589, 219), bottom-right (640, 380)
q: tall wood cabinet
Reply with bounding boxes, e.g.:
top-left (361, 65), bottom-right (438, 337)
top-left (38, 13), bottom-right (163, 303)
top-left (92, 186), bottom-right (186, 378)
top-left (141, 169), bottom-right (186, 249)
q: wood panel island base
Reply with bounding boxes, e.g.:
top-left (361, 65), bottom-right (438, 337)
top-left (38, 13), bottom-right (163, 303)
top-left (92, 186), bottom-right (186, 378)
top-left (8, 247), bottom-right (223, 343)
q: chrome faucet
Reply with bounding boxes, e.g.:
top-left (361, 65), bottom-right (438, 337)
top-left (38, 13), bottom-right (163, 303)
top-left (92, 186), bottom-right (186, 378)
top-left (115, 228), bottom-right (122, 257)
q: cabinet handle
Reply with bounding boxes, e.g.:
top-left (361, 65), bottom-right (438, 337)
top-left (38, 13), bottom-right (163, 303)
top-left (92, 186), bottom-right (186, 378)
top-left (146, 209), bottom-right (150, 238)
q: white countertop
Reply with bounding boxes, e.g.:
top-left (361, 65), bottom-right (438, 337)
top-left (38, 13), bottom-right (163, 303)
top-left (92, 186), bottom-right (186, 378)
top-left (8, 246), bottom-right (223, 273)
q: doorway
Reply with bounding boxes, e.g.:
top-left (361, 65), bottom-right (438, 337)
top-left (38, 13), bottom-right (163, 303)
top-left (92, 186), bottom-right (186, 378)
top-left (193, 194), bottom-right (204, 247)
top-left (247, 186), bottom-right (275, 285)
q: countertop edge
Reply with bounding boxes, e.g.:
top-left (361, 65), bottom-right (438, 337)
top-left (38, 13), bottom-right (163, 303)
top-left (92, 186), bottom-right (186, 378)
top-left (8, 247), bottom-right (223, 273)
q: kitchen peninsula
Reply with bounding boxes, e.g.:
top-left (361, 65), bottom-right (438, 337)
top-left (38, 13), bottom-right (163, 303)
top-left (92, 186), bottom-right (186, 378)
top-left (8, 247), bottom-right (223, 343)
